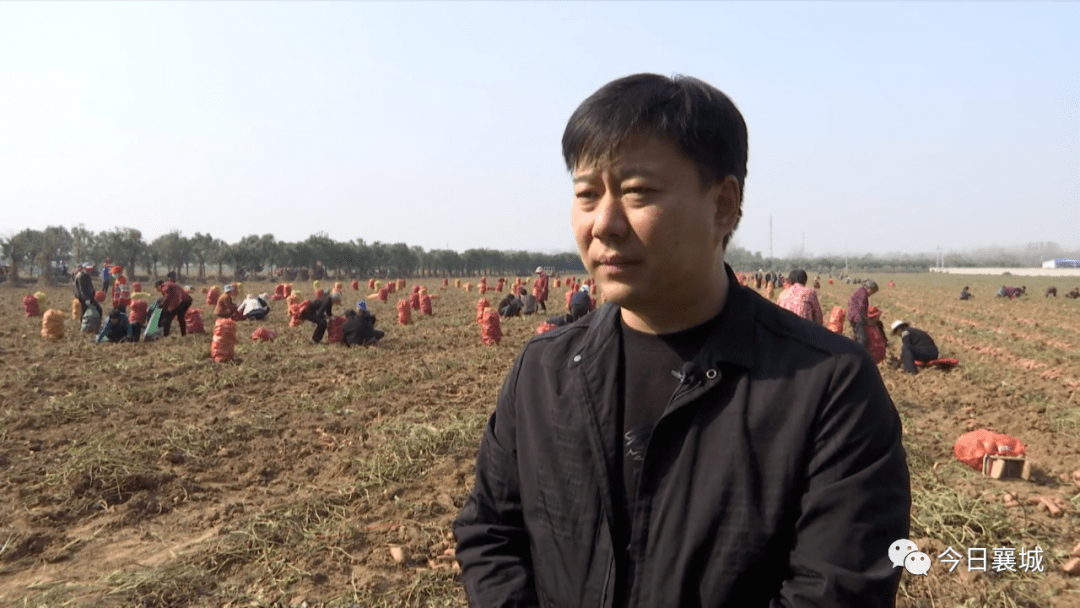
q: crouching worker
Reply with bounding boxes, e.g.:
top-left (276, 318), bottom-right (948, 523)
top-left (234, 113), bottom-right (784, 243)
top-left (238, 293), bottom-right (271, 320)
top-left (215, 284), bottom-right (240, 319)
top-left (520, 288), bottom-right (538, 315)
top-left (343, 301), bottom-right (384, 346)
top-left (127, 299), bottom-right (148, 342)
top-left (96, 309), bottom-right (133, 343)
top-left (569, 283), bottom-right (593, 321)
top-left (891, 320), bottom-right (938, 374)
top-left (545, 285), bottom-right (596, 328)
top-left (498, 292), bottom-right (523, 317)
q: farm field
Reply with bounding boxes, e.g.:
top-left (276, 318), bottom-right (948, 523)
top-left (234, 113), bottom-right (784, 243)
top-left (2, 272), bottom-right (1080, 607)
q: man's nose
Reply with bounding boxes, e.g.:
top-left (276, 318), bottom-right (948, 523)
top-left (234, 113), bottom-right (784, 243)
top-left (591, 194), bottom-right (629, 242)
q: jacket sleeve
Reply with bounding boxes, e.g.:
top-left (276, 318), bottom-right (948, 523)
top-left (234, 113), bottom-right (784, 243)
top-left (772, 352), bottom-right (910, 608)
top-left (454, 354), bottom-right (539, 607)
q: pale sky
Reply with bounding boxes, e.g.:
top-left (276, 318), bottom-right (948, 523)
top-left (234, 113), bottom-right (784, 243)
top-left (1, 2), bottom-right (1077, 258)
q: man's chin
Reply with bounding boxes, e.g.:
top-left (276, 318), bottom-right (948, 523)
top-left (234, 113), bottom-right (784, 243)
top-left (595, 283), bottom-right (632, 306)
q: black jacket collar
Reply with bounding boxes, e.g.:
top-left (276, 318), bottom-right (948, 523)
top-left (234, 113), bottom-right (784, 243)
top-left (573, 263), bottom-right (757, 373)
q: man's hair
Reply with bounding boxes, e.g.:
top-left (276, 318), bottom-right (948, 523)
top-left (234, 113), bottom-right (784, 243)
top-left (863, 280), bottom-right (878, 291)
top-left (788, 269), bottom-right (808, 286)
top-left (154, 280), bottom-right (164, 288)
top-left (109, 310), bottom-right (122, 321)
top-left (562, 73), bottom-right (749, 247)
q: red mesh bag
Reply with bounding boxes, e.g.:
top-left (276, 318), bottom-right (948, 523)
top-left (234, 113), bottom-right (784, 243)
top-left (289, 300), bottom-right (311, 327)
top-left (251, 327), bottom-right (278, 342)
top-left (536, 322), bottom-right (557, 335)
top-left (954, 430), bottom-right (1026, 471)
top-left (454, 278), bottom-right (461, 288)
top-left (94, 290), bottom-right (106, 303)
top-left (112, 280), bottom-right (131, 310)
top-left (387, 282), bottom-right (396, 294)
top-left (22, 294), bottom-right (41, 317)
top-left (206, 286), bottom-right (220, 306)
top-left (377, 287), bottom-right (389, 302)
top-left (128, 300), bottom-right (149, 324)
top-left (555, 279), bottom-right (561, 288)
top-left (351, 280), bottom-right (359, 291)
top-left (284, 284), bottom-right (293, 297)
top-left (369, 278), bottom-right (376, 290)
top-left (565, 290), bottom-right (574, 310)
top-left (866, 323), bottom-right (887, 364)
top-left (397, 300), bottom-right (412, 325)
top-left (410, 292), bottom-right (420, 310)
top-left (826, 306), bottom-right (845, 334)
top-left (481, 308), bottom-right (502, 345)
top-left (590, 283), bottom-right (596, 295)
top-left (185, 308), bottom-right (206, 334)
top-left (328, 315), bottom-right (345, 343)
top-left (442, 278), bottom-right (449, 287)
top-left (314, 288), bottom-right (325, 300)
top-left (476, 298), bottom-right (490, 323)
top-left (211, 318), bottom-right (237, 363)
top-left (420, 294), bottom-right (432, 315)
top-left (132, 281), bottom-right (142, 292)
top-left (397, 279), bottom-right (406, 290)
top-left (412, 285), bottom-right (420, 294)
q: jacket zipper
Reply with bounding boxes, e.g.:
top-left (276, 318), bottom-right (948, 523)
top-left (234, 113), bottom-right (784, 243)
top-left (624, 373), bottom-right (693, 607)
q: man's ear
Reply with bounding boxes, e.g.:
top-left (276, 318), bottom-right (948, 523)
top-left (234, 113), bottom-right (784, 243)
top-left (713, 175), bottom-right (742, 245)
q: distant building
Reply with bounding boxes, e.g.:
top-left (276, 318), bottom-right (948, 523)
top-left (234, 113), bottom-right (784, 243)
top-left (1043, 259), bottom-right (1080, 269)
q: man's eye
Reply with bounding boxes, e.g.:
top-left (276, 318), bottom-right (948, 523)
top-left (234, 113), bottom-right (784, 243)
top-left (575, 190), bottom-right (598, 199)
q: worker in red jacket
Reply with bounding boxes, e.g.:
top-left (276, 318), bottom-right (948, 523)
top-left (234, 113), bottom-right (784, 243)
top-left (154, 279), bottom-right (193, 337)
top-left (533, 266), bottom-right (549, 313)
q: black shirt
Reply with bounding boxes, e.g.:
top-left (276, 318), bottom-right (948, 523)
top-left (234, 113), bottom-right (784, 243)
top-left (619, 312), bottom-right (723, 536)
top-left (902, 327), bottom-right (937, 351)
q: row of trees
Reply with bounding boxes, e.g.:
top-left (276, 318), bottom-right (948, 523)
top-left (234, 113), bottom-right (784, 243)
top-left (0, 225), bottom-right (587, 284)
top-left (5, 226), bottom-right (1072, 286)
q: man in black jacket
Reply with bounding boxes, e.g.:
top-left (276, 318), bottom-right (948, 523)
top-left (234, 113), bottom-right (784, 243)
top-left (73, 262), bottom-right (101, 321)
top-left (302, 291), bottom-right (340, 344)
top-left (890, 320), bottom-right (939, 375)
top-left (497, 292), bottom-right (523, 318)
top-left (454, 73), bottom-right (910, 608)
top-left (342, 301), bottom-right (384, 346)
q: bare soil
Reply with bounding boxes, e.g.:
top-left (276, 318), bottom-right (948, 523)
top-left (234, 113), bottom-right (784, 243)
top-left (1, 274), bottom-right (1079, 607)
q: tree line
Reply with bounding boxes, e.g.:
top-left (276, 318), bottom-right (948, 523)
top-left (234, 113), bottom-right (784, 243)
top-left (3, 225), bottom-right (1072, 286)
top-left (0, 225), bottom-right (588, 284)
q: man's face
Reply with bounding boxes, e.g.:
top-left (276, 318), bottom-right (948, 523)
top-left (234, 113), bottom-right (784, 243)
top-left (571, 132), bottom-right (739, 315)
